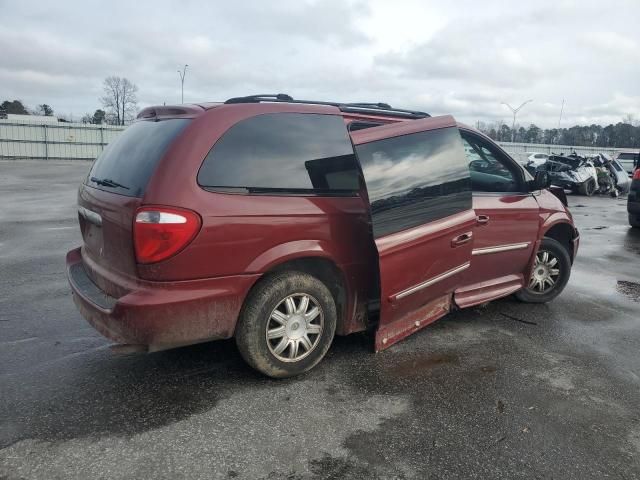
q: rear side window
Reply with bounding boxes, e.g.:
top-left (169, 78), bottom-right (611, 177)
top-left (88, 119), bottom-right (189, 197)
top-left (617, 153), bottom-right (637, 160)
top-left (198, 113), bottom-right (360, 194)
top-left (356, 127), bottom-right (471, 238)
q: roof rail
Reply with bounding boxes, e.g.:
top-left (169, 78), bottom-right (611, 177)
top-left (222, 94), bottom-right (430, 119)
top-left (224, 94), bottom-right (294, 104)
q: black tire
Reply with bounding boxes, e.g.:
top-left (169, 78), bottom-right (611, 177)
top-left (630, 213), bottom-right (640, 229)
top-left (235, 271), bottom-right (336, 378)
top-left (579, 178), bottom-right (596, 196)
top-left (515, 238), bottom-right (572, 303)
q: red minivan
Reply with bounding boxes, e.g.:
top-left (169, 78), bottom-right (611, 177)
top-left (67, 94), bottom-right (579, 377)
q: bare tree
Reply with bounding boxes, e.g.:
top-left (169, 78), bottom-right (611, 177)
top-left (100, 76), bottom-right (138, 126)
top-left (623, 114), bottom-right (639, 127)
top-left (36, 104), bottom-right (54, 116)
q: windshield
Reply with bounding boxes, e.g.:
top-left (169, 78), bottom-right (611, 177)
top-left (87, 119), bottom-right (190, 197)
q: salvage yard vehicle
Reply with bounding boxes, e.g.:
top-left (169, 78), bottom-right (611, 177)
top-left (526, 152), bottom-right (549, 165)
top-left (629, 168), bottom-right (640, 228)
top-left (592, 153), bottom-right (631, 196)
top-left (527, 153), bottom-right (598, 196)
top-left (66, 94), bottom-right (579, 377)
top-left (615, 151), bottom-right (639, 176)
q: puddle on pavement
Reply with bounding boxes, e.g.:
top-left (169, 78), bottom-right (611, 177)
top-left (616, 281), bottom-right (640, 303)
top-left (385, 353), bottom-right (459, 377)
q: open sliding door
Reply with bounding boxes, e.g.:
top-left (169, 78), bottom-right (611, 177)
top-left (351, 116), bottom-right (476, 351)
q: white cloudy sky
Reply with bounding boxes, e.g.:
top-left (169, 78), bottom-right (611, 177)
top-left (2, 0), bottom-right (639, 128)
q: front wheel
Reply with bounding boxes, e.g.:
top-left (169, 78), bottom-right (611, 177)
top-left (515, 238), bottom-right (572, 303)
top-left (235, 271), bottom-right (336, 378)
top-left (579, 178), bottom-right (597, 196)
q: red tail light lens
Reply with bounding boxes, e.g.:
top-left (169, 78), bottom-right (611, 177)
top-left (633, 168), bottom-right (640, 180)
top-left (133, 206), bottom-right (201, 264)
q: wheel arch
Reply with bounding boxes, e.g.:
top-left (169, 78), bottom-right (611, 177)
top-left (541, 221), bottom-right (575, 261)
top-left (239, 255), bottom-right (353, 337)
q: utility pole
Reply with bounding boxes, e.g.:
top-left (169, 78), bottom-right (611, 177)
top-left (178, 64), bottom-right (188, 104)
top-left (558, 98), bottom-right (565, 129)
top-left (501, 99), bottom-right (533, 143)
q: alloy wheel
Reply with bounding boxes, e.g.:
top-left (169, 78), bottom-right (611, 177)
top-left (265, 293), bottom-right (324, 362)
top-left (529, 250), bottom-right (561, 293)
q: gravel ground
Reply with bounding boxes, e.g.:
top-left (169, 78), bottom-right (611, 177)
top-left (1, 160), bottom-right (639, 479)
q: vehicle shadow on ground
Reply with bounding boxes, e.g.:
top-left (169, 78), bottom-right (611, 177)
top-left (3, 293), bottom-right (591, 449)
top-left (3, 330), bottom-right (377, 448)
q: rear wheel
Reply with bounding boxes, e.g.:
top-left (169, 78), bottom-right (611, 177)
top-left (516, 238), bottom-right (571, 303)
top-left (630, 214), bottom-right (640, 228)
top-left (235, 271), bottom-right (336, 378)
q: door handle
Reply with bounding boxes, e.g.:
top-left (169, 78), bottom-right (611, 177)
top-left (451, 232), bottom-right (473, 248)
top-left (476, 215), bottom-right (490, 226)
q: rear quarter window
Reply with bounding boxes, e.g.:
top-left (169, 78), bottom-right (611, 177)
top-left (87, 119), bottom-right (189, 197)
top-left (198, 113), bottom-right (360, 194)
top-left (356, 127), bottom-right (471, 238)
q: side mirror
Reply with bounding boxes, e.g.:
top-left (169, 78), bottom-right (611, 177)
top-left (532, 170), bottom-right (550, 190)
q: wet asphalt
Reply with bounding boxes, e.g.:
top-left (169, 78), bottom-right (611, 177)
top-left (1, 160), bottom-right (640, 480)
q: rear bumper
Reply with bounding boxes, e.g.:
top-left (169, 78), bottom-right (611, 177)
top-left (66, 247), bottom-right (260, 351)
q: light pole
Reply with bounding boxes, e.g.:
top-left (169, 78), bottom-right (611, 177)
top-left (558, 98), bottom-right (565, 129)
top-left (501, 99), bottom-right (533, 142)
top-left (178, 64), bottom-right (188, 104)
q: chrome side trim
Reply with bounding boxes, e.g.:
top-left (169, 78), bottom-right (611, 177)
top-left (472, 242), bottom-right (530, 256)
top-left (393, 262), bottom-right (471, 301)
top-left (78, 206), bottom-right (102, 227)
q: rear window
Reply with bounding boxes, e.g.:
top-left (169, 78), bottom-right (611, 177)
top-left (87, 119), bottom-right (189, 197)
top-left (197, 113), bottom-right (360, 194)
top-left (356, 127), bottom-right (471, 238)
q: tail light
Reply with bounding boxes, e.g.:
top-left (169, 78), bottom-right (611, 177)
top-left (633, 168), bottom-right (640, 180)
top-left (133, 206), bottom-right (201, 264)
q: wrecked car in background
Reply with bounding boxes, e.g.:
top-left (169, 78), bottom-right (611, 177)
top-left (592, 153), bottom-right (631, 195)
top-left (526, 153), bottom-right (598, 195)
top-left (525, 152), bottom-right (630, 197)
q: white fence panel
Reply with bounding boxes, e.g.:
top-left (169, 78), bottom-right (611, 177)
top-left (0, 120), bottom-right (125, 160)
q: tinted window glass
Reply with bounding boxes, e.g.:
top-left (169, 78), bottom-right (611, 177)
top-left (356, 127), bottom-right (471, 238)
top-left (198, 113), bottom-right (359, 194)
top-left (87, 119), bottom-right (189, 197)
top-left (618, 153), bottom-right (639, 162)
top-left (461, 133), bottom-right (521, 192)
top-left (348, 121), bottom-right (384, 132)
